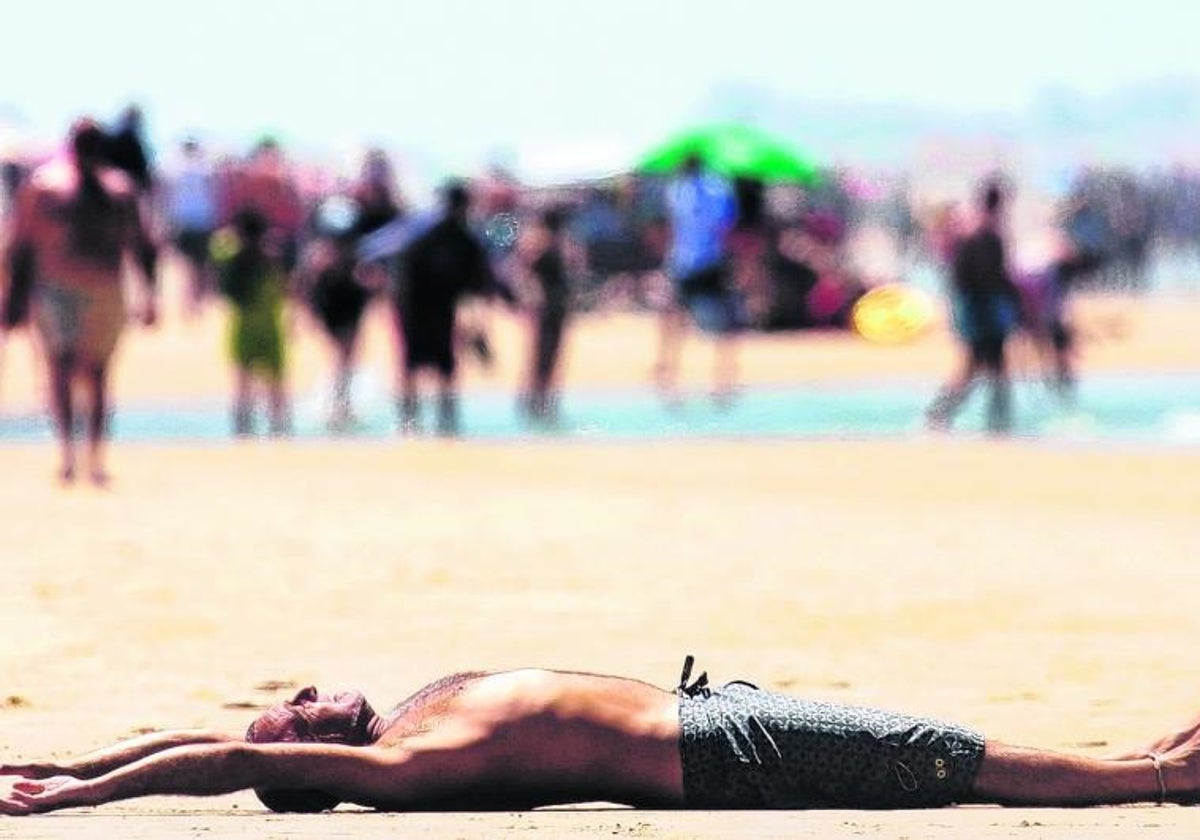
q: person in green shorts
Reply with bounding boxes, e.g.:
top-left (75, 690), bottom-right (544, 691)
top-left (212, 209), bottom-right (291, 436)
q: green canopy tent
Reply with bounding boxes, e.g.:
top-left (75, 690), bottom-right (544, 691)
top-left (636, 123), bottom-right (819, 184)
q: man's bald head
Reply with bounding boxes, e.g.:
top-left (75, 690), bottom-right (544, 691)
top-left (245, 708), bottom-right (342, 813)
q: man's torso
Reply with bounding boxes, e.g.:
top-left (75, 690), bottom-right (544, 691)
top-left (403, 221), bottom-right (485, 309)
top-left (666, 174), bottom-right (735, 279)
top-left (22, 161), bottom-right (137, 287)
top-left (375, 668), bottom-right (684, 808)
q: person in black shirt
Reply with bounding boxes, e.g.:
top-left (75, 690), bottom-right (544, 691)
top-left (396, 181), bottom-right (494, 436)
top-left (926, 180), bottom-right (1023, 434)
top-left (301, 197), bottom-right (379, 431)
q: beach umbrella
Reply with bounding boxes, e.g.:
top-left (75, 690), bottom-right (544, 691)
top-left (637, 123), bottom-right (819, 184)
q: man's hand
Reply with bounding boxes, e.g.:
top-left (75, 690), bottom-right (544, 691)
top-left (1, 775), bottom-right (97, 815)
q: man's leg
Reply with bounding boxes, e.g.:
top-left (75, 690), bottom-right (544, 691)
top-left (391, 300), bottom-right (408, 411)
top-left (436, 373), bottom-right (459, 438)
top-left (529, 313), bottom-right (564, 423)
top-left (182, 256), bottom-right (203, 321)
top-left (983, 340), bottom-right (1012, 434)
top-left (1051, 323), bottom-right (1076, 401)
top-left (330, 333), bottom-right (355, 431)
top-left (83, 363), bottom-right (110, 485)
top-left (712, 331), bottom-right (739, 407)
top-left (267, 376), bottom-right (291, 437)
top-left (985, 370), bottom-right (1012, 434)
top-left (46, 354), bottom-right (76, 482)
top-left (654, 302), bottom-right (686, 402)
top-left (233, 369), bottom-right (253, 436)
top-left (926, 351), bottom-right (978, 430)
top-left (398, 366), bottom-right (419, 434)
top-left (973, 742), bottom-right (1169, 806)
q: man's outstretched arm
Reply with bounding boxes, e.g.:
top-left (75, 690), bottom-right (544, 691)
top-left (1, 729), bottom-right (239, 780)
top-left (1, 742), bottom-right (406, 815)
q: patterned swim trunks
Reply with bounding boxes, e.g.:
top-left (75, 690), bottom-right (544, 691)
top-left (676, 658), bottom-right (985, 809)
top-left (34, 280), bottom-right (126, 366)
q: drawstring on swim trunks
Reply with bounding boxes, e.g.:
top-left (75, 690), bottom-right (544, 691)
top-left (677, 655), bottom-right (711, 698)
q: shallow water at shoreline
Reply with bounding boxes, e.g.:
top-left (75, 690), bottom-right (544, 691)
top-left (2, 371), bottom-right (1197, 446)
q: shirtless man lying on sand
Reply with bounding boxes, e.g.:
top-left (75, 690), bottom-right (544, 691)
top-left (2, 657), bottom-right (1197, 814)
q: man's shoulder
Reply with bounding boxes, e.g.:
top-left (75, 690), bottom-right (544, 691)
top-left (96, 167), bottom-right (138, 198)
top-left (27, 159), bottom-right (74, 194)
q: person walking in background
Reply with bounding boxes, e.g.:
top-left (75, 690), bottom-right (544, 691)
top-left (518, 204), bottom-right (576, 425)
top-left (211, 209), bottom-right (291, 437)
top-left (926, 179), bottom-right (1022, 434)
top-left (394, 181), bottom-right (497, 436)
top-left (299, 195), bottom-right (379, 432)
top-left (655, 153), bottom-right (739, 405)
top-left (0, 118), bottom-right (158, 484)
top-left (164, 138), bottom-right (221, 319)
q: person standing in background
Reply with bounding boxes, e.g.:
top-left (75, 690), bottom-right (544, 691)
top-left (395, 182), bottom-right (496, 437)
top-left (212, 209), bottom-right (291, 437)
top-left (165, 138), bottom-right (221, 319)
top-left (655, 153), bottom-right (739, 405)
top-left (299, 196), bottom-right (379, 432)
top-left (926, 180), bottom-right (1022, 434)
top-left (518, 205), bottom-right (576, 425)
top-left (1, 118), bottom-right (158, 484)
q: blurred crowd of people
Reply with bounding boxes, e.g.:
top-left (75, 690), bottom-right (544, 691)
top-left (0, 106), bottom-right (880, 457)
top-left (2, 104), bottom-right (1198, 476)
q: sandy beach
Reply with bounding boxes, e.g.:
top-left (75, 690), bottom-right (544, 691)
top-left (1, 264), bottom-right (1199, 837)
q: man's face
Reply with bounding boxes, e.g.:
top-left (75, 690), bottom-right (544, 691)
top-left (252, 687), bottom-right (374, 745)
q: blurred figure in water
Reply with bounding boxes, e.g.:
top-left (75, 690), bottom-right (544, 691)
top-left (1016, 219), bottom-right (1108, 404)
top-left (298, 195), bottom-right (379, 432)
top-left (517, 204), bottom-right (577, 426)
top-left (164, 137), bottom-right (221, 319)
top-left (1, 118), bottom-right (158, 484)
top-left (656, 153), bottom-right (739, 405)
top-left (212, 209), bottom-right (291, 436)
top-left (395, 181), bottom-right (497, 437)
top-left (926, 179), bottom-right (1022, 434)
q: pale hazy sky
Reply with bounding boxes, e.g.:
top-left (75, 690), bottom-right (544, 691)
top-left (1, 0), bottom-right (1198, 183)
